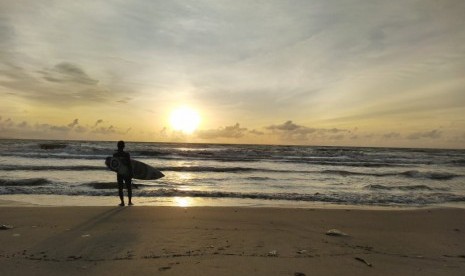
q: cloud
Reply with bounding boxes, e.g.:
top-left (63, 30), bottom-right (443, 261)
top-left (117, 97), bottom-right (132, 104)
top-left (67, 119), bottom-right (79, 128)
top-left (92, 125), bottom-right (117, 135)
top-left (249, 129), bottom-right (264, 136)
top-left (17, 121), bottom-right (28, 128)
top-left (265, 120), bottom-right (350, 142)
top-left (3, 118), bottom-right (14, 127)
top-left (75, 126), bottom-right (87, 133)
top-left (41, 62), bottom-right (98, 85)
top-left (49, 125), bottom-right (70, 132)
top-left (267, 121), bottom-right (309, 132)
top-left (196, 123), bottom-right (248, 139)
top-left (0, 114), bottom-right (134, 139)
top-left (0, 59), bottom-right (111, 106)
top-left (266, 121), bottom-right (317, 140)
top-left (384, 132), bottom-right (401, 139)
top-left (407, 130), bottom-right (442, 140)
top-left (93, 119), bottom-right (103, 127)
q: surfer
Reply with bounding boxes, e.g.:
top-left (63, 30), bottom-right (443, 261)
top-left (113, 140), bottom-right (134, 206)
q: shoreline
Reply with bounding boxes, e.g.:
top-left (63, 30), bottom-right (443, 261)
top-left (1, 205), bottom-right (464, 275)
top-left (1, 194), bottom-right (464, 210)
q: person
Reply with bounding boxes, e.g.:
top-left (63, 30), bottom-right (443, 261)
top-left (113, 140), bottom-right (133, 206)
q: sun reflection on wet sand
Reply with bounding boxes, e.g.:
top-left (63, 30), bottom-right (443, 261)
top-left (174, 197), bottom-right (193, 207)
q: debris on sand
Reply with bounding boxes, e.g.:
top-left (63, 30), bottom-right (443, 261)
top-left (355, 257), bottom-right (372, 267)
top-left (267, 250), bottom-right (278, 257)
top-left (0, 225), bottom-right (13, 230)
top-left (325, 229), bottom-right (349, 237)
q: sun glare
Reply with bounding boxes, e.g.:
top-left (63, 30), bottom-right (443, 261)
top-left (174, 197), bottom-right (192, 207)
top-left (170, 106), bottom-right (200, 134)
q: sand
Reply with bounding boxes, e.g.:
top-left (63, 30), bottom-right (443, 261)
top-left (0, 206), bottom-right (464, 276)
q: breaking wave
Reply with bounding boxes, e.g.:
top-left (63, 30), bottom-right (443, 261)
top-left (0, 178), bottom-right (51, 186)
top-left (322, 170), bottom-right (460, 180)
top-left (0, 165), bottom-right (105, 171)
top-left (364, 184), bottom-right (449, 191)
top-left (1, 164), bottom-right (461, 182)
top-left (2, 186), bottom-right (464, 205)
top-left (400, 170), bottom-right (459, 180)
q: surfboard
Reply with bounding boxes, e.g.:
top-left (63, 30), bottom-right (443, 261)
top-left (105, 157), bottom-right (165, 180)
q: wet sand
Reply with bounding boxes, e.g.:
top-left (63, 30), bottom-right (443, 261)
top-left (1, 206), bottom-right (464, 275)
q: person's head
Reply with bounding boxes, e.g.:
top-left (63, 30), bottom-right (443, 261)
top-left (117, 140), bottom-right (125, 150)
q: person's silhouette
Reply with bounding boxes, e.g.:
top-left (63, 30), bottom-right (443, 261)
top-left (113, 140), bottom-right (133, 206)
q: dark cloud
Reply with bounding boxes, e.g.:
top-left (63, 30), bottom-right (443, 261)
top-left (3, 118), bottom-right (13, 127)
top-left (42, 62), bottom-right (98, 85)
top-left (267, 121), bottom-right (307, 132)
top-left (0, 58), bottom-right (111, 106)
top-left (17, 121), bottom-right (28, 128)
top-left (93, 119), bottom-right (103, 127)
top-left (266, 121), bottom-right (317, 141)
top-left (0, 114), bottom-right (133, 139)
top-left (197, 123), bottom-right (248, 139)
top-left (67, 119), bottom-right (79, 128)
top-left (265, 120), bottom-right (350, 142)
top-left (0, 61), bottom-right (38, 91)
top-left (4, 118), bottom-right (78, 133)
top-left (117, 97), bottom-right (132, 104)
top-left (407, 130), bottom-right (442, 140)
top-left (249, 129), bottom-right (264, 136)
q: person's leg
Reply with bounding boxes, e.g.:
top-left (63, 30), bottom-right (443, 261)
top-left (117, 175), bottom-right (125, 206)
top-left (126, 177), bottom-right (133, 205)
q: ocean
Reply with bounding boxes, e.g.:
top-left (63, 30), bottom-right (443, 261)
top-left (0, 139), bottom-right (464, 207)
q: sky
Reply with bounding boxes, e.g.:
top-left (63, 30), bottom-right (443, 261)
top-left (0, 0), bottom-right (464, 148)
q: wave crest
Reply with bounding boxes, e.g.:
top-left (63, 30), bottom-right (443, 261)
top-left (0, 178), bottom-right (51, 186)
top-left (364, 184), bottom-right (448, 191)
top-left (323, 170), bottom-right (460, 180)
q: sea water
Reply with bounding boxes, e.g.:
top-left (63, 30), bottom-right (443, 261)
top-left (0, 139), bottom-right (464, 207)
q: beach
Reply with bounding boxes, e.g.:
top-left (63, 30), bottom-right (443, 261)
top-left (1, 204), bottom-right (464, 275)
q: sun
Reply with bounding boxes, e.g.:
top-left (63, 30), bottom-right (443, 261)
top-left (170, 106), bottom-right (201, 134)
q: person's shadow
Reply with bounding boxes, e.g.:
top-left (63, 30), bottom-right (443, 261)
top-left (28, 207), bottom-right (135, 263)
